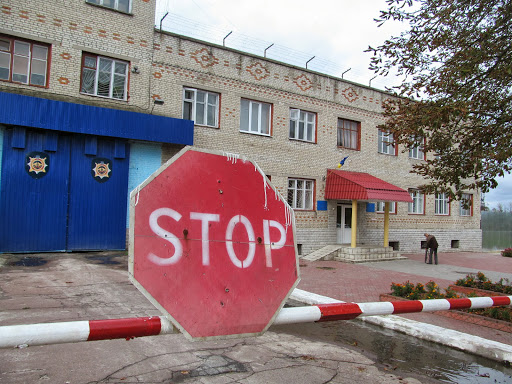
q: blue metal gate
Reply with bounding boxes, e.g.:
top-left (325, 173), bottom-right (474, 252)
top-left (67, 135), bottom-right (129, 250)
top-left (0, 127), bottom-right (129, 252)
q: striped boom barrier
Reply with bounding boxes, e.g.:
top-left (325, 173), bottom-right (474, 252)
top-left (0, 316), bottom-right (175, 349)
top-left (1, 296), bottom-right (510, 349)
top-left (272, 295), bottom-right (512, 324)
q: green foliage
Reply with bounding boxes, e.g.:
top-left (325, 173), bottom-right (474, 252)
top-left (470, 306), bottom-right (511, 322)
top-left (390, 280), bottom-right (457, 300)
top-left (391, 277), bottom-right (512, 322)
top-left (366, 0), bottom-right (512, 197)
top-left (501, 248), bottom-right (512, 257)
top-left (455, 272), bottom-right (512, 294)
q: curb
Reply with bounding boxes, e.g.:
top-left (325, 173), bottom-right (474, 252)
top-left (379, 293), bottom-right (512, 334)
top-left (290, 288), bottom-right (512, 365)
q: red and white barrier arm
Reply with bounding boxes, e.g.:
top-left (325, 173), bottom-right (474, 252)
top-left (0, 316), bottom-right (175, 349)
top-left (273, 295), bottom-right (512, 324)
top-left (1, 296), bottom-right (511, 348)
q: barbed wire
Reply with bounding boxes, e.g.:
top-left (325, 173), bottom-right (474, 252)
top-left (155, 12), bottom-right (399, 91)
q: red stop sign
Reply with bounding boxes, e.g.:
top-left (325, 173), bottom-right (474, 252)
top-left (129, 147), bottom-right (299, 340)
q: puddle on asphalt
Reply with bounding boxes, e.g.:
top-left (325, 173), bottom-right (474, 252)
top-left (274, 320), bottom-right (512, 383)
top-left (9, 257), bottom-right (48, 267)
top-left (85, 255), bottom-right (121, 265)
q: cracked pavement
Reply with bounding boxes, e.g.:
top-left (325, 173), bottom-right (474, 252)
top-left (0, 252), bottom-right (423, 383)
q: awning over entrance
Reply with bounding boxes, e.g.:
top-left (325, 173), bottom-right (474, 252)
top-left (325, 169), bottom-right (412, 203)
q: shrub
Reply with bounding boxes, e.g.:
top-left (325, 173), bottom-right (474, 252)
top-left (391, 281), bottom-right (414, 297)
top-left (476, 271), bottom-right (489, 283)
top-left (502, 248), bottom-right (512, 257)
top-left (470, 307), bottom-right (512, 322)
top-left (390, 280), bottom-right (458, 300)
top-left (455, 272), bottom-right (512, 294)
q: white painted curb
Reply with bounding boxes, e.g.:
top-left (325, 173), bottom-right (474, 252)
top-left (290, 288), bottom-right (512, 364)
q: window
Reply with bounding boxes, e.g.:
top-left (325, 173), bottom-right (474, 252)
top-left (408, 189), bottom-right (424, 214)
top-left (240, 99), bottom-right (271, 135)
top-left (460, 193), bottom-right (473, 216)
top-left (435, 193), bottom-right (450, 215)
top-left (337, 118), bottom-right (360, 150)
top-left (0, 36), bottom-right (49, 86)
top-left (183, 88), bottom-right (219, 127)
top-left (409, 137), bottom-right (424, 160)
top-left (287, 178), bottom-right (314, 210)
top-left (289, 108), bottom-right (316, 142)
top-left (378, 129), bottom-right (396, 155)
top-left (86, 0), bottom-right (131, 13)
top-left (375, 202), bottom-right (396, 214)
top-left (80, 53), bottom-right (128, 100)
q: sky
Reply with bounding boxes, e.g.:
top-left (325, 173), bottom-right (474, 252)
top-left (154, 0), bottom-right (510, 210)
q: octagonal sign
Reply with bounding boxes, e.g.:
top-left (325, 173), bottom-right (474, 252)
top-left (128, 147), bottom-right (300, 340)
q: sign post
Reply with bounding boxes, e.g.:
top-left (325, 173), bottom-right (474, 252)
top-left (129, 147), bottom-right (300, 340)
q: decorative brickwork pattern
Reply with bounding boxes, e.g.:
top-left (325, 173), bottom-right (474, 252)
top-left (246, 62), bottom-right (269, 81)
top-left (191, 48), bottom-right (219, 68)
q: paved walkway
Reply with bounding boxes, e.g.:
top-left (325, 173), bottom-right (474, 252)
top-left (296, 251), bottom-right (512, 346)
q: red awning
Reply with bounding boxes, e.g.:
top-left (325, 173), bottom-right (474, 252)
top-left (325, 169), bottom-right (413, 202)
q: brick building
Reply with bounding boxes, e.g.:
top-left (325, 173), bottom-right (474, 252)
top-left (0, 0), bottom-right (481, 254)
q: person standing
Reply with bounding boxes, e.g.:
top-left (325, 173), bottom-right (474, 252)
top-left (424, 233), bottom-right (439, 264)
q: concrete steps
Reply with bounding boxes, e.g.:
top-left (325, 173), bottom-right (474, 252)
top-left (301, 245), bottom-right (344, 261)
top-left (301, 245), bottom-right (408, 263)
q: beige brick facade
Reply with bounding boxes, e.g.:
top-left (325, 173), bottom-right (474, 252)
top-left (0, 0), bottom-right (481, 254)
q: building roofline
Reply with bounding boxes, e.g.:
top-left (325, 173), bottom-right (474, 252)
top-left (154, 28), bottom-right (396, 97)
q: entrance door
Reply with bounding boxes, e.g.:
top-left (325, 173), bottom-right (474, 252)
top-left (336, 204), bottom-right (352, 244)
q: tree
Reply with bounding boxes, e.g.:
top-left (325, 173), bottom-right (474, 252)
top-left (367, 0), bottom-right (512, 199)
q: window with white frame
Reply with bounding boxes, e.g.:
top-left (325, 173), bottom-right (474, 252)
top-left (435, 193), bottom-right (450, 215)
top-left (337, 118), bottom-right (360, 150)
top-left (183, 88), bottom-right (219, 127)
top-left (240, 99), bottom-right (271, 135)
top-left (287, 178), bottom-right (314, 210)
top-left (460, 193), bottom-right (473, 216)
top-left (80, 53), bottom-right (128, 100)
top-left (289, 108), bottom-right (316, 142)
top-left (378, 129), bottom-right (396, 155)
top-left (375, 201), bottom-right (396, 214)
top-left (408, 189), bottom-right (424, 214)
top-left (86, 0), bottom-right (131, 13)
top-left (409, 137), bottom-right (424, 160)
top-left (0, 36), bottom-right (49, 86)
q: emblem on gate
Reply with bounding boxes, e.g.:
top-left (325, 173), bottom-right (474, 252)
top-left (91, 158), bottom-right (112, 183)
top-left (26, 152), bottom-right (50, 179)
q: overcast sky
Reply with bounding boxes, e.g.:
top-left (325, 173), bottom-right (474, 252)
top-left (154, 0), bottom-right (510, 210)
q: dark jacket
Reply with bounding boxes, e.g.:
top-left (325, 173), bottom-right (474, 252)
top-left (426, 235), bottom-right (438, 249)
